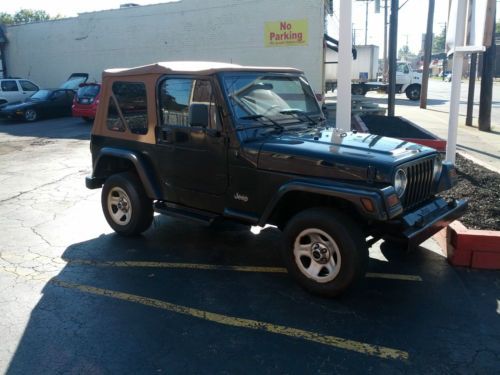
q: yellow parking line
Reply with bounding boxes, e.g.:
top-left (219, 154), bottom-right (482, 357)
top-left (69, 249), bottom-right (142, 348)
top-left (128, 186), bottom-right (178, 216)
top-left (65, 259), bottom-right (422, 281)
top-left (365, 273), bottom-right (423, 282)
top-left (51, 278), bottom-right (409, 361)
top-left (65, 259), bottom-right (288, 273)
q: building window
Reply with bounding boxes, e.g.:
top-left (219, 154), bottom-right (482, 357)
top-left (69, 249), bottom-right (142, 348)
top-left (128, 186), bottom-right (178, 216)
top-left (106, 81), bottom-right (148, 134)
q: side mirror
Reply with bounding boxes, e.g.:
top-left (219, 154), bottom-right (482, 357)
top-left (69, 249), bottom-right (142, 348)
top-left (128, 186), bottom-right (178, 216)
top-left (189, 103), bottom-right (209, 128)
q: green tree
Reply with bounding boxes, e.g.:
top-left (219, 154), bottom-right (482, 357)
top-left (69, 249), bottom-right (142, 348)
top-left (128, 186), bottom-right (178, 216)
top-left (0, 12), bottom-right (14, 25)
top-left (0, 9), bottom-right (60, 25)
top-left (13, 9), bottom-right (51, 24)
top-left (433, 27), bottom-right (446, 53)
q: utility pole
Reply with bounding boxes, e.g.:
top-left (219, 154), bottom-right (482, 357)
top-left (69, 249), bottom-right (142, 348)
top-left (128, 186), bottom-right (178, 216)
top-left (388, 0), bottom-right (399, 116)
top-left (383, 0), bottom-right (388, 80)
top-left (365, 0), bottom-right (369, 44)
top-left (420, 0), bottom-right (435, 109)
top-left (357, 0), bottom-right (374, 45)
top-left (478, 3), bottom-right (496, 132)
top-left (442, 23), bottom-right (447, 80)
top-left (465, 53), bottom-right (478, 126)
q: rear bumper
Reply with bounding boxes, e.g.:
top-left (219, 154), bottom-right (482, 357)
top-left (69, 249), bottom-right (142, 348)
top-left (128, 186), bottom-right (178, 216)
top-left (401, 198), bottom-right (468, 247)
top-left (72, 105), bottom-right (96, 118)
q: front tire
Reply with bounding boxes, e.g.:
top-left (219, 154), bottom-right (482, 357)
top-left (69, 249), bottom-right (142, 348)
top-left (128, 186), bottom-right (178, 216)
top-left (282, 208), bottom-right (368, 297)
top-left (24, 109), bottom-right (38, 122)
top-left (101, 172), bottom-right (153, 236)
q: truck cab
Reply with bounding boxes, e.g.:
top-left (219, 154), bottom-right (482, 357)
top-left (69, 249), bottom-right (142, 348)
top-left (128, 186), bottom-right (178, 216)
top-left (86, 61), bottom-right (466, 297)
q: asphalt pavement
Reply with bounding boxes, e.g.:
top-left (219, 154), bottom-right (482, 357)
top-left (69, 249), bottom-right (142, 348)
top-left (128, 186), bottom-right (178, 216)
top-left (0, 116), bottom-right (499, 374)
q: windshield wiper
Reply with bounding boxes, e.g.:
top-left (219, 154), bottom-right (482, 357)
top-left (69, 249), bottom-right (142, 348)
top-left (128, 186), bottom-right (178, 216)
top-left (279, 108), bottom-right (324, 126)
top-left (237, 114), bottom-right (284, 133)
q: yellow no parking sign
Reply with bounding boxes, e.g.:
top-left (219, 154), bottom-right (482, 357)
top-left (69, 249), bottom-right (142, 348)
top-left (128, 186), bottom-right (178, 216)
top-left (264, 19), bottom-right (308, 47)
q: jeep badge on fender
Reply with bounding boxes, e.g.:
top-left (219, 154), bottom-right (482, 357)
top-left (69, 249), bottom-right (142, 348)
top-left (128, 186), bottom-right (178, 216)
top-left (86, 61), bottom-right (467, 297)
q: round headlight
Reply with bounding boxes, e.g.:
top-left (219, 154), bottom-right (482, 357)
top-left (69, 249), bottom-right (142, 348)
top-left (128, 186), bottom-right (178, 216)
top-left (433, 156), bottom-right (443, 179)
top-left (394, 168), bottom-right (408, 197)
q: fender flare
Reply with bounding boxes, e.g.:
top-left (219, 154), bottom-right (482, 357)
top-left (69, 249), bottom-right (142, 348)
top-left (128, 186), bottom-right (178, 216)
top-left (257, 180), bottom-right (400, 226)
top-left (93, 147), bottom-right (162, 199)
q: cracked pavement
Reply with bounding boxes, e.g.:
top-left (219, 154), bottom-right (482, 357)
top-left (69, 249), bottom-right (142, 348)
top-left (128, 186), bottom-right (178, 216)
top-left (0, 117), bottom-right (499, 374)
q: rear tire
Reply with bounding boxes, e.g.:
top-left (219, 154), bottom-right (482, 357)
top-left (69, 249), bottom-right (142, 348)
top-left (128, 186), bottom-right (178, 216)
top-left (101, 172), bottom-right (153, 236)
top-left (405, 84), bottom-right (421, 100)
top-left (282, 207), bottom-right (368, 297)
top-left (351, 85), bottom-right (366, 96)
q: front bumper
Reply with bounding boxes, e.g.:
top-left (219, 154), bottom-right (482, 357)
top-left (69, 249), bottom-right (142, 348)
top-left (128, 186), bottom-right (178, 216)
top-left (85, 176), bottom-right (104, 189)
top-left (386, 197), bottom-right (468, 247)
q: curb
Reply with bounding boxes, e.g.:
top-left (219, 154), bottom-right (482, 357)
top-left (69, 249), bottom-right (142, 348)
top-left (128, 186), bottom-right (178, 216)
top-left (434, 221), bottom-right (500, 269)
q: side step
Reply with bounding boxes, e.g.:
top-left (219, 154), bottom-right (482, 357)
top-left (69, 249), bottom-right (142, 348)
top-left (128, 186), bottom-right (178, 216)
top-left (154, 201), bottom-right (219, 225)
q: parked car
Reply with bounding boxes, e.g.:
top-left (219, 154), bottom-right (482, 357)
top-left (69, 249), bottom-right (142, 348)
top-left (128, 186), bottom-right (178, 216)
top-left (0, 89), bottom-right (74, 122)
top-left (72, 83), bottom-right (101, 122)
top-left (0, 78), bottom-right (39, 106)
top-left (85, 61), bottom-right (467, 297)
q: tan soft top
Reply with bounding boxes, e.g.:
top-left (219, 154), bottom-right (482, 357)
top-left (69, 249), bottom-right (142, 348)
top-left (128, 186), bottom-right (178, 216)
top-left (103, 61), bottom-right (303, 77)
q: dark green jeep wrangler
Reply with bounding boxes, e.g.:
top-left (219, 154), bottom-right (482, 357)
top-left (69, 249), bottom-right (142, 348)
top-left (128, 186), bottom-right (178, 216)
top-left (86, 61), bottom-right (466, 296)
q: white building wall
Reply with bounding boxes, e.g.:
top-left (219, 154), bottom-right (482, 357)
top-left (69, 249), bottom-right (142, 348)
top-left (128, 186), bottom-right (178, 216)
top-left (5, 0), bottom-right (325, 93)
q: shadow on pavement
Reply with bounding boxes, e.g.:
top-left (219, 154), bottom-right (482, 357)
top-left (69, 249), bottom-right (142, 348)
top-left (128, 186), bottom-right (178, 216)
top-left (0, 116), bottom-right (91, 140)
top-left (6, 217), bottom-right (500, 373)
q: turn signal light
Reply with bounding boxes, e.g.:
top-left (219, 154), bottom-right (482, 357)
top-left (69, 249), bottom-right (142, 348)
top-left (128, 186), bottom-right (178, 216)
top-left (386, 193), bottom-right (400, 207)
top-left (361, 198), bottom-right (374, 212)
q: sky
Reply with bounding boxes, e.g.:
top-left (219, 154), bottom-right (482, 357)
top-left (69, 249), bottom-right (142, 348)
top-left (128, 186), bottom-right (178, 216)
top-left (1, 0), bottom-right (498, 54)
top-left (329, 0), bottom-right (451, 54)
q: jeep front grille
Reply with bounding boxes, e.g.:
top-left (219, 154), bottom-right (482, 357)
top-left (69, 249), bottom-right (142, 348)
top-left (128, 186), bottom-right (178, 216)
top-left (402, 158), bottom-right (435, 209)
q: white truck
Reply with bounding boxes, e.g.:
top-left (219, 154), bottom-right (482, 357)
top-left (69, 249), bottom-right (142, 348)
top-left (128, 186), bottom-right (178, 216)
top-left (324, 45), bottom-right (422, 101)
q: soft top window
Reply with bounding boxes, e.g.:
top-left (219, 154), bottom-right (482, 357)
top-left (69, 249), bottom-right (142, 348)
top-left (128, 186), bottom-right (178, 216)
top-left (106, 81), bottom-right (148, 135)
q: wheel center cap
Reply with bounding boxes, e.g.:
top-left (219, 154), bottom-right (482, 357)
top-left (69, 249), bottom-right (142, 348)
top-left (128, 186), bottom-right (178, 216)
top-left (311, 242), bottom-right (329, 263)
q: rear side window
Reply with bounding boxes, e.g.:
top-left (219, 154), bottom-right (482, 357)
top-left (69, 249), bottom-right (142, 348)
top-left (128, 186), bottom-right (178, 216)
top-left (1, 80), bottom-right (18, 92)
top-left (20, 80), bottom-right (38, 92)
top-left (107, 82), bottom-right (148, 134)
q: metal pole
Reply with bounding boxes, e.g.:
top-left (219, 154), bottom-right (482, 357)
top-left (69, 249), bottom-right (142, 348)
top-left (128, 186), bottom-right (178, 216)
top-left (465, 53), bottom-right (477, 126)
top-left (388, 0), bottom-right (399, 117)
top-left (442, 23), bottom-right (447, 80)
top-left (478, 4), bottom-right (496, 132)
top-left (420, 0), bottom-right (435, 109)
top-left (365, 0), bottom-right (369, 45)
top-left (383, 0), bottom-right (388, 80)
top-left (446, 0), bottom-right (467, 164)
top-left (336, 0), bottom-right (353, 131)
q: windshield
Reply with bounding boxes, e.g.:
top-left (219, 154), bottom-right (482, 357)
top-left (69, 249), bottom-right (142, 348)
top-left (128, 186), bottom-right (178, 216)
top-left (30, 90), bottom-right (51, 100)
top-left (77, 85), bottom-right (100, 98)
top-left (223, 74), bottom-right (321, 124)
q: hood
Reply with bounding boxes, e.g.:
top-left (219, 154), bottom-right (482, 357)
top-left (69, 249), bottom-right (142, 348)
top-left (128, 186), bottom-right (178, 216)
top-left (254, 129), bottom-right (436, 183)
top-left (2, 101), bottom-right (33, 111)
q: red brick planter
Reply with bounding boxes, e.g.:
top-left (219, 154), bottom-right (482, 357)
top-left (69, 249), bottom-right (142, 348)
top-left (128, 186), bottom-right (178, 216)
top-left (434, 221), bottom-right (500, 269)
